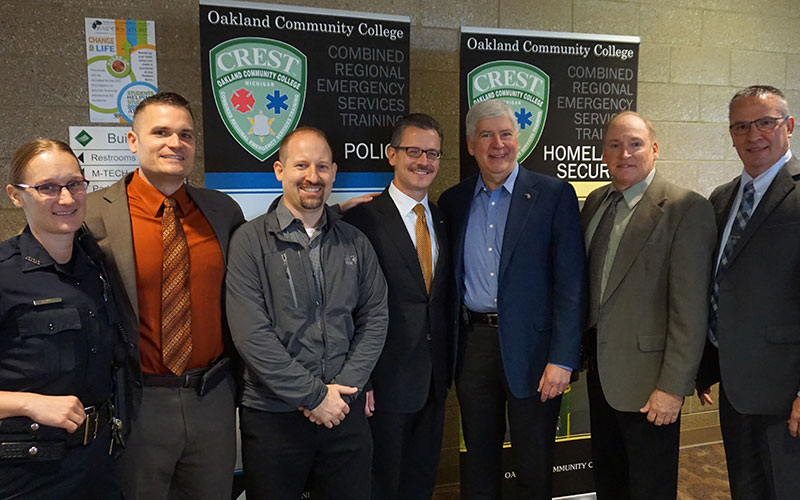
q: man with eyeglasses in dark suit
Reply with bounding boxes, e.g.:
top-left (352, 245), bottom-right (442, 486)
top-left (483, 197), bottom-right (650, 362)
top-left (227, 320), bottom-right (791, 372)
top-left (344, 114), bottom-right (454, 500)
top-left (697, 85), bottom-right (800, 500)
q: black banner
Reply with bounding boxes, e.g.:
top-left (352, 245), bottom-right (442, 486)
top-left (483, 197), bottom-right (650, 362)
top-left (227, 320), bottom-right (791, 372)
top-left (200, 0), bottom-right (410, 218)
top-left (460, 27), bottom-right (639, 201)
top-left (459, 26), bottom-right (640, 499)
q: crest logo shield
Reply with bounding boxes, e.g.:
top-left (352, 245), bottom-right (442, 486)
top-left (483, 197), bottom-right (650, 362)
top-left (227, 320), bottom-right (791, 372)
top-left (467, 60), bottom-right (549, 163)
top-left (209, 37), bottom-right (307, 162)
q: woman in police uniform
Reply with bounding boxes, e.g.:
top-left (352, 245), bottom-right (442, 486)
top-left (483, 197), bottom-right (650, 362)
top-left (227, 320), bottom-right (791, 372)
top-left (0, 139), bottom-right (124, 499)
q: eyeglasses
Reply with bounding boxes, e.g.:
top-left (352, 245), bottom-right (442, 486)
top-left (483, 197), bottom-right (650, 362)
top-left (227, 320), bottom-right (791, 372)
top-left (13, 179), bottom-right (90, 197)
top-left (729, 116), bottom-right (789, 135)
top-left (391, 146), bottom-right (442, 160)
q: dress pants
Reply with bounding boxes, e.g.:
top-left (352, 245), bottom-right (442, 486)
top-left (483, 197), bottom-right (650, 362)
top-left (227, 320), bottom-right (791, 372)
top-left (240, 391), bottom-right (372, 500)
top-left (117, 373), bottom-right (237, 500)
top-left (369, 379), bottom-right (446, 500)
top-left (719, 383), bottom-right (800, 500)
top-left (586, 366), bottom-right (680, 500)
top-left (456, 322), bottom-right (562, 500)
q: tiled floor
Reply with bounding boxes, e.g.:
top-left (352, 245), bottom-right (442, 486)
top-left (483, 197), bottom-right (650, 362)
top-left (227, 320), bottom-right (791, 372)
top-left (678, 442), bottom-right (731, 499)
top-left (433, 442), bottom-right (732, 499)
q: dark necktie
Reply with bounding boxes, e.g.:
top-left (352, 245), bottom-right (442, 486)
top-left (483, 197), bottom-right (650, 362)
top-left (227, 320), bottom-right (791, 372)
top-left (708, 181), bottom-right (755, 343)
top-left (587, 190), bottom-right (624, 328)
top-left (413, 204), bottom-right (433, 294)
top-left (161, 197), bottom-right (192, 375)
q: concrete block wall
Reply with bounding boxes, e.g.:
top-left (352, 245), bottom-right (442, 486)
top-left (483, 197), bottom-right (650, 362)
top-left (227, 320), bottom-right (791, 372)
top-left (2, 0), bottom-right (799, 492)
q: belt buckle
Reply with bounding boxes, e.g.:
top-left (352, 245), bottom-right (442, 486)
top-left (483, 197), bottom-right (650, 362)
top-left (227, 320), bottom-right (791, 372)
top-left (82, 406), bottom-right (99, 446)
top-left (487, 313), bottom-right (499, 328)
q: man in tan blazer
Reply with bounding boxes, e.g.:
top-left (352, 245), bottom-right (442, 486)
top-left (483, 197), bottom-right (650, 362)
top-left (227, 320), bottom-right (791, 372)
top-left (581, 111), bottom-right (716, 500)
top-left (85, 93), bottom-right (244, 499)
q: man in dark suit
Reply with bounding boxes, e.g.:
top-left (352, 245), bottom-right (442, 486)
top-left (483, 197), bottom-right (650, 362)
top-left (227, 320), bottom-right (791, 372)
top-left (343, 113), bottom-right (453, 499)
top-left (85, 93), bottom-right (244, 499)
top-left (697, 85), bottom-right (800, 500)
top-left (438, 99), bottom-right (584, 499)
top-left (581, 111), bottom-right (716, 499)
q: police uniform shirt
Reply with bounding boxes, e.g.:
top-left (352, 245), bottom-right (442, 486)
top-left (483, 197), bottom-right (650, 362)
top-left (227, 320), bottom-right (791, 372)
top-left (0, 226), bottom-right (118, 499)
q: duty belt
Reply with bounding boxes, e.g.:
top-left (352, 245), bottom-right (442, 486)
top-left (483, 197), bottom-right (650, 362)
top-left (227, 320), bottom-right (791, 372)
top-left (0, 400), bottom-right (113, 461)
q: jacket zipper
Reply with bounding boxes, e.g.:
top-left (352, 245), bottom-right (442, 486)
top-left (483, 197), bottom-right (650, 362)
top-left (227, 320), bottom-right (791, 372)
top-left (304, 248), bottom-right (328, 378)
top-left (281, 252), bottom-right (299, 308)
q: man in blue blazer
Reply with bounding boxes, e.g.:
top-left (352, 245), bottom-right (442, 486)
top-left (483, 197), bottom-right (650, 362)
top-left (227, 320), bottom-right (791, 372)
top-left (438, 99), bottom-right (584, 499)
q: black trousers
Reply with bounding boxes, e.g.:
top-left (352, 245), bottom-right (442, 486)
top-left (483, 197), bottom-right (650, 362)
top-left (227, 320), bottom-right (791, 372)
top-left (0, 426), bottom-right (119, 500)
top-left (719, 383), bottom-right (800, 500)
top-left (586, 366), bottom-right (680, 500)
top-left (369, 380), bottom-right (445, 500)
top-left (240, 392), bottom-right (372, 500)
top-left (456, 323), bottom-right (562, 500)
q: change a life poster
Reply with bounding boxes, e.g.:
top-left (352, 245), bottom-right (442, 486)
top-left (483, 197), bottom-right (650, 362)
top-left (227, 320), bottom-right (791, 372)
top-left (85, 18), bottom-right (158, 123)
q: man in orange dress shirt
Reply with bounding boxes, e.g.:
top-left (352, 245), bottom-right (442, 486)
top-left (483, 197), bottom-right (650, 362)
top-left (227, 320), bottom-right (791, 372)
top-left (85, 92), bottom-right (245, 500)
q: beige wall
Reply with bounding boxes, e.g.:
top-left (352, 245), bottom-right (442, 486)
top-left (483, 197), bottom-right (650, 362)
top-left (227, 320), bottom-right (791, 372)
top-left (2, 0), bottom-right (799, 491)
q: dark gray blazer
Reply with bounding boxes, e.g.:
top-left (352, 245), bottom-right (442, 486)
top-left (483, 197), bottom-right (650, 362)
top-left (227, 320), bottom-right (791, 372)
top-left (698, 155), bottom-right (800, 416)
top-left (343, 189), bottom-right (454, 413)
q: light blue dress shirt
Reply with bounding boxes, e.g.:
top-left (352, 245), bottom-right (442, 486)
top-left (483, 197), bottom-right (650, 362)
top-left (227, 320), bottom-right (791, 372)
top-left (462, 164), bottom-right (519, 313)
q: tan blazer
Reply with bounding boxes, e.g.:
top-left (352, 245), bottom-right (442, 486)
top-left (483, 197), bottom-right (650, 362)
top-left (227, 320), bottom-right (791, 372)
top-left (581, 171), bottom-right (716, 412)
top-left (84, 173), bottom-right (245, 410)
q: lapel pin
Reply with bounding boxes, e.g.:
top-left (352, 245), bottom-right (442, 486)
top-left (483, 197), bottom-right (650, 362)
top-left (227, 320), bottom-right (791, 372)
top-left (524, 193), bottom-right (531, 199)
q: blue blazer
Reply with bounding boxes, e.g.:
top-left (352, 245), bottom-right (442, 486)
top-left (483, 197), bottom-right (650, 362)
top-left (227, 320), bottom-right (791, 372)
top-left (438, 166), bottom-right (585, 398)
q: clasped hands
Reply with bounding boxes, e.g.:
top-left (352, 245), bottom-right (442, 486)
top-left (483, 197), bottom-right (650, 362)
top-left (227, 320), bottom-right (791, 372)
top-left (298, 384), bottom-right (358, 429)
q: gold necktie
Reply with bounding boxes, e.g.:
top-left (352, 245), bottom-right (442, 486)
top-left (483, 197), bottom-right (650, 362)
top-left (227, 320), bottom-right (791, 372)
top-left (161, 197), bottom-right (192, 375)
top-left (413, 204), bottom-right (433, 294)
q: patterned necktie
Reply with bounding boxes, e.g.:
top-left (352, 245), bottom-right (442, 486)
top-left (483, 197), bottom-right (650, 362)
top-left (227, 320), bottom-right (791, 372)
top-left (413, 204), bottom-right (433, 294)
top-left (161, 197), bottom-right (192, 375)
top-left (587, 190), bottom-right (624, 328)
top-left (708, 181), bottom-right (755, 344)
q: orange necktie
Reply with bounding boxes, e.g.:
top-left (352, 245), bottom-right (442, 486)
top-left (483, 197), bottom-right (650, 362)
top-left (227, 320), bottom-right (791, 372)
top-left (413, 204), bottom-right (433, 294)
top-left (161, 197), bottom-right (192, 375)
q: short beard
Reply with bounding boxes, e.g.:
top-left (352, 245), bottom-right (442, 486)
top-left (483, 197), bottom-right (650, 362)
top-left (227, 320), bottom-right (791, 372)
top-left (300, 197), bottom-right (323, 210)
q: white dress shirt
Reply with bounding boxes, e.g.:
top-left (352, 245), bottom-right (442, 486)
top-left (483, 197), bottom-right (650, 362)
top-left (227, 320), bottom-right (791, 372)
top-left (388, 181), bottom-right (439, 276)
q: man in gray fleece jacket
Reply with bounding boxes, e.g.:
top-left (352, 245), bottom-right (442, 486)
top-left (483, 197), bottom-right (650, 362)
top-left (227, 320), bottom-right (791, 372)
top-left (225, 127), bottom-right (388, 500)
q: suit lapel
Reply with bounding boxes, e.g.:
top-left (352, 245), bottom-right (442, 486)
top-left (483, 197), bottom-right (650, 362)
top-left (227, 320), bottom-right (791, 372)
top-left (724, 158), bottom-right (799, 267)
top-left (450, 177), bottom-right (478, 290)
top-left (713, 181), bottom-right (738, 242)
top-left (374, 191), bottom-right (428, 295)
top-left (603, 174), bottom-right (667, 303)
top-left (430, 202), bottom-right (448, 286)
top-left (101, 179), bottom-right (139, 318)
top-left (499, 169), bottom-right (540, 279)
